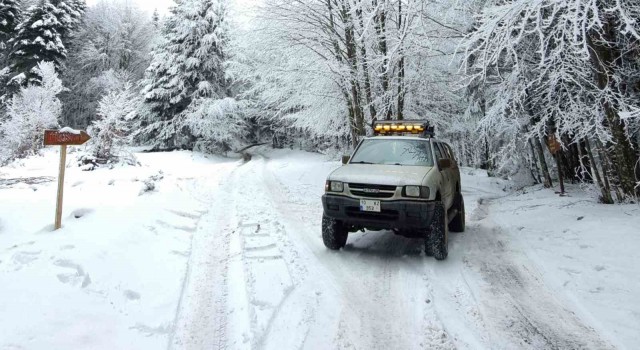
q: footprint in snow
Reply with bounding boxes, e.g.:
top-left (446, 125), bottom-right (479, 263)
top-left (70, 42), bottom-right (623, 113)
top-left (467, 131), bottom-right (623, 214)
top-left (124, 290), bottom-right (141, 301)
top-left (11, 251), bottom-right (41, 270)
top-left (54, 259), bottom-right (91, 288)
top-left (70, 208), bottom-right (94, 219)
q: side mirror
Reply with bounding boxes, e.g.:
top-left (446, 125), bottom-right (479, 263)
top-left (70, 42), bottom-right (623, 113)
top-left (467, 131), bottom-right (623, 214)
top-left (438, 158), bottom-right (452, 170)
top-left (342, 155), bottom-right (351, 165)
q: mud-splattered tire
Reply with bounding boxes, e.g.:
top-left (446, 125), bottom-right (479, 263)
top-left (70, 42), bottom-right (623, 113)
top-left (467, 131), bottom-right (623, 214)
top-left (426, 202), bottom-right (448, 260)
top-left (424, 239), bottom-right (434, 257)
top-left (449, 193), bottom-right (465, 233)
top-left (322, 214), bottom-right (348, 250)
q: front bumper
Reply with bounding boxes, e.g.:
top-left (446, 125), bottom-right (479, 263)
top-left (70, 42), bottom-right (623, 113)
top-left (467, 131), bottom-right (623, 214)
top-left (322, 194), bottom-right (436, 230)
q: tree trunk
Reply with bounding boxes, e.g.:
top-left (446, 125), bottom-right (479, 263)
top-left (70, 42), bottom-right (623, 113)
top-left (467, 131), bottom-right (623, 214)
top-left (585, 137), bottom-right (613, 204)
top-left (339, 0), bottom-right (365, 138)
top-left (595, 138), bottom-right (623, 202)
top-left (355, 1), bottom-right (376, 121)
top-left (373, 0), bottom-right (392, 120)
top-left (587, 18), bottom-right (639, 197)
top-left (326, 0), bottom-right (361, 144)
top-left (528, 139), bottom-right (542, 184)
top-left (534, 137), bottom-right (553, 188)
top-left (396, 0), bottom-right (405, 120)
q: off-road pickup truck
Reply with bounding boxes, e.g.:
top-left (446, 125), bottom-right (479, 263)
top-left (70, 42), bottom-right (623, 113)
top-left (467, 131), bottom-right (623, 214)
top-left (321, 120), bottom-right (465, 260)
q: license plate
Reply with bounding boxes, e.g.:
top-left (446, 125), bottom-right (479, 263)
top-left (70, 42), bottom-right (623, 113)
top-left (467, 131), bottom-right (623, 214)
top-left (360, 199), bottom-right (381, 212)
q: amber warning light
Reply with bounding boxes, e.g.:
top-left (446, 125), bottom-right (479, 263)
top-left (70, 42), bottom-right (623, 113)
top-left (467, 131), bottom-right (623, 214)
top-left (373, 120), bottom-right (434, 137)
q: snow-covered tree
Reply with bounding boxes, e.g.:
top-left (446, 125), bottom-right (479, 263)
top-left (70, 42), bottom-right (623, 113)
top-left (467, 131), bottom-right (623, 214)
top-left (50, 0), bottom-right (85, 38)
top-left (6, 2), bottom-right (67, 86)
top-left (61, 0), bottom-right (156, 128)
top-left (140, 0), bottom-right (230, 150)
top-left (464, 0), bottom-right (640, 200)
top-left (0, 0), bottom-right (21, 51)
top-left (231, 0), bottom-right (470, 149)
top-left (0, 61), bottom-right (64, 164)
top-left (152, 8), bottom-right (159, 28)
top-left (86, 81), bottom-right (137, 164)
top-left (5, 0), bottom-right (85, 88)
top-left (182, 97), bottom-right (244, 153)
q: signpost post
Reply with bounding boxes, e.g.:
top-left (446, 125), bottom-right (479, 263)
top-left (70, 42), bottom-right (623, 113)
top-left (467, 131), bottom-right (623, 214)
top-left (43, 129), bottom-right (91, 230)
top-left (547, 134), bottom-right (566, 196)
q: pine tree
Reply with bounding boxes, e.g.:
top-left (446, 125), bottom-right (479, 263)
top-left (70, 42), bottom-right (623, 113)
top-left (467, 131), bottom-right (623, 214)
top-left (0, 0), bottom-right (21, 97)
top-left (0, 0), bottom-right (21, 50)
top-left (152, 8), bottom-right (159, 28)
top-left (6, 0), bottom-right (85, 88)
top-left (7, 2), bottom-right (67, 86)
top-left (50, 0), bottom-right (85, 38)
top-left (140, 0), bottom-right (230, 149)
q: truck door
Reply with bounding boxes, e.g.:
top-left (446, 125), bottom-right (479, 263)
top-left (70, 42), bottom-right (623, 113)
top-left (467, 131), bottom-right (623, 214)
top-left (444, 143), bottom-right (460, 193)
top-left (434, 142), bottom-right (453, 208)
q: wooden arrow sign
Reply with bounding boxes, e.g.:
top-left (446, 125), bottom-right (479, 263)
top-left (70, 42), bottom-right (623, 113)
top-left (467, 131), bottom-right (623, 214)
top-left (43, 128), bottom-right (91, 230)
top-left (44, 129), bottom-right (91, 146)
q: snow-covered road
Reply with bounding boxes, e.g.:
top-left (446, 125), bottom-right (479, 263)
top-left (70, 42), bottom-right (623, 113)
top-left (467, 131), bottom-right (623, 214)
top-left (2, 148), bottom-right (637, 349)
top-left (171, 148), bottom-right (624, 350)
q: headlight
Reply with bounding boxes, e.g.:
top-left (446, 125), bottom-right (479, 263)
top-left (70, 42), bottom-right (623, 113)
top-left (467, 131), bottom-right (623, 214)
top-left (404, 186), bottom-right (429, 198)
top-left (325, 181), bottom-right (344, 192)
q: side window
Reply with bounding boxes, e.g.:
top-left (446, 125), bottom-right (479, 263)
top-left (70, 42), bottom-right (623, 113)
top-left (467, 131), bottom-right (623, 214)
top-left (433, 142), bottom-right (444, 160)
top-left (444, 144), bottom-right (455, 160)
top-left (439, 143), bottom-right (449, 159)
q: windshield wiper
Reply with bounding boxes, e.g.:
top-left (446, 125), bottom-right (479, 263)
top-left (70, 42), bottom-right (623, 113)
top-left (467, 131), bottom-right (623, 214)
top-left (351, 161), bottom-right (374, 164)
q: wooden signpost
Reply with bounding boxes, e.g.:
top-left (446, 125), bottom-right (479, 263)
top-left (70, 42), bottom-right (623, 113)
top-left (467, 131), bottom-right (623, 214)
top-left (547, 134), bottom-right (566, 196)
top-left (43, 129), bottom-right (91, 230)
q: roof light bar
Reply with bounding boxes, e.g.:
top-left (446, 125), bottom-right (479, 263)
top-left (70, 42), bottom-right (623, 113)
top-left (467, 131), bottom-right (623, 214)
top-left (372, 120), bottom-right (435, 138)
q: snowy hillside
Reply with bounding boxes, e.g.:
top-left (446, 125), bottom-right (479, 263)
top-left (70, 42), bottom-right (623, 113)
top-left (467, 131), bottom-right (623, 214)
top-left (1, 148), bottom-right (638, 349)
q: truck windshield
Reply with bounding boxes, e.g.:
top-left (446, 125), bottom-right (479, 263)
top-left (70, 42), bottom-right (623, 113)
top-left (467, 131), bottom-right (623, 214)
top-left (350, 139), bottom-right (434, 166)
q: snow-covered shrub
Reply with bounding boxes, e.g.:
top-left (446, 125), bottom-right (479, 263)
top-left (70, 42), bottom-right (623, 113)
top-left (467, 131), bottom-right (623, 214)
top-left (182, 97), bottom-right (246, 154)
top-left (0, 62), bottom-right (63, 164)
top-left (86, 81), bottom-right (138, 166)
top-left (138, 172), bottom-right (163, 195)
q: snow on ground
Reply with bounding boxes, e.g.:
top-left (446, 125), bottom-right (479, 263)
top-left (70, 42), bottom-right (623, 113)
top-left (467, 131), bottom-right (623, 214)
top-left (1, 146), bottom-right (638, 349)
top-left (0, 148), bottom-right (238, 349)
top-left (488, 182), bottom-right (640, 349)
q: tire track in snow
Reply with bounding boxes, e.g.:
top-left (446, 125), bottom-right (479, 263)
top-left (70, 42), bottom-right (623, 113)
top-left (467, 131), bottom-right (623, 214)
top-left (228, 160), bottom-right (319, 350)
top-left (257, 153), bottom-right (455, 350)
top-left (449, 198), bottom-right (615, 350)
top-left (168, 163), bottom-right (240, 350)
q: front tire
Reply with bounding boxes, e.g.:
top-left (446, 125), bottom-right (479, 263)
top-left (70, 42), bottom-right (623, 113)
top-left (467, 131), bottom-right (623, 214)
top-left (322, 214), bottom-right (348, 250)
top-left (426, 202), bottom-right (448, 260)
top-left (449, 193), bottom-right (465, 233)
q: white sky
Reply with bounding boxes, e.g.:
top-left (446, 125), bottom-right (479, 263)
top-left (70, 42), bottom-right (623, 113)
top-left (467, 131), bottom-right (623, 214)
top-left (85, 0), bottom-right (261, 17)
top-left (85, 0), bottom-right (173, 14)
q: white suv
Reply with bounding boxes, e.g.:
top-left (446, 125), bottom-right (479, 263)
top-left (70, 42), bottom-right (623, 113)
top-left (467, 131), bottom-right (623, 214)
top-left (321, 121), bottom-right (465, 260)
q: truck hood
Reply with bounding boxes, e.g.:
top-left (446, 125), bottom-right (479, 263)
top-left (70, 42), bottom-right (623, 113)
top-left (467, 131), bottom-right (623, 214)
top-left (328, 164), bottom-right (434, 186)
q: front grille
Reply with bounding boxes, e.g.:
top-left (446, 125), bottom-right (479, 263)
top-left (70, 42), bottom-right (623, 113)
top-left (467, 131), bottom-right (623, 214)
top-left (349, 183), bottom-right (397, 191)
top-left (350, 191), bottom-right (394, 198)
top-left (349, 183), bottom-right (397, 199)
top-left (346, 206), bottom-right (399, 220)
